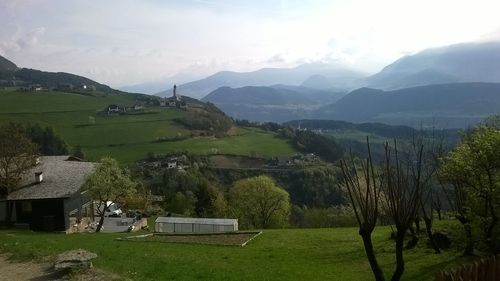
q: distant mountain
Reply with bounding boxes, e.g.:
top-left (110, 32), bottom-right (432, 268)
top-left (157, 63), bottom-right (366, 99)
top-left (202, 85), bottom-right (345, 122)
top-left (0, 55), bottom-right (114, 92)
top-left (300, 74), bottom-right (346, 90)
top-left (320, 82), bottom-right (500, 128)
top-left (0, 56), bottom-right (18, 74)
top-left (120, 80), bottom-right (171, 95)
top-left (367, 41), bottom-right (500, 89)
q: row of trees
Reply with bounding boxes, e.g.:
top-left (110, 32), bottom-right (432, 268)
top-left (162, 173), bottom-right (291, 229)
top-left (340, 117), bottom-right (500, 281)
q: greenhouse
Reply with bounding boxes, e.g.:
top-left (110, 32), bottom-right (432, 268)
top-left (155, 217), bottom-right (238, 233)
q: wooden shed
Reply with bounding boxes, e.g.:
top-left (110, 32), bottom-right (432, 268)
top-left (155, 217), bottom-right (238, 233)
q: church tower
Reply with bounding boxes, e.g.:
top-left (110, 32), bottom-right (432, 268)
top-left (173, 84), bottom-right (180, 101)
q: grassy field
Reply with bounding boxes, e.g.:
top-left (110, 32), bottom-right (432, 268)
top-left (122, 232), bottom-right (261, 246)
top-left (0, 224), bottom-right (465, 281)
top-left (0, 90), bottom-right (296, 163)
top-left (326, 129), bottom-right (390, 144)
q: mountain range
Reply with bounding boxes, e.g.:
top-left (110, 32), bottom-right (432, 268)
top-left (155, 63), bottom-right (365, 99)
top-left (321, 82), bottom-right (500, 128)
top-left (178, 41), bottom-right (500, 127)
top-left (202, 85), bottom-right (345, 122)
top-left (148, 41), bottom-right (500, 100)
top-left (366, 41), bottom-right (500, 90)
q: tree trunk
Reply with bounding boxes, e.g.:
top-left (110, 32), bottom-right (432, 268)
top-left (485, 215), bottom-right (498, 254)
top-left (391, 230), bottom-right (405, 281)
top-left (436, 209), bottom-right (442, 220)
top-left (414, 216), bottom-right (421, 233)
top-left (96, 213), bottom-right (105, 233)
top-left (423, 216), bottom-right (440, 253)
top-left (360, 229), bottom-right (385, 281)
top-left (457, 215), bottom-right (474, 256)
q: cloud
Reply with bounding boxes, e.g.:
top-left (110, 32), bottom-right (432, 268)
top-left (0, 27), bottom-right (46, 56)
top-left (2, 0), bottom-right (500, 87)
top-left (266, 53), bottom-right (287, 64)
top-left (480, 28), bottom-right (500, 41)
top-left (17, 27), bottom-right (46, 48)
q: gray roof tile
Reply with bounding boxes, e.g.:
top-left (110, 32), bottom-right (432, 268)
top-left (7, 156), bottom-right (95, 200)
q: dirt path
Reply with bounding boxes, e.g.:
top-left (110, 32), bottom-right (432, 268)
top-left (0, 255), bottom-right (119, 281)
top-left (0, 255), bottom-right (64, 281)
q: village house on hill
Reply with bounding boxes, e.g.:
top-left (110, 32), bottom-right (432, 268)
top-left (0, 156), bottom-right (96, 233)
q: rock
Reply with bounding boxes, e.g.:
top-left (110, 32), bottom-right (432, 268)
top-left (54, 249), bottom-right (98, 271)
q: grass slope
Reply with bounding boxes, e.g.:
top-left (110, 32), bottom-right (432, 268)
top-left (0, 90), bottom-right (295, 162)
top-left (0, 225), bottom-right (464, 281)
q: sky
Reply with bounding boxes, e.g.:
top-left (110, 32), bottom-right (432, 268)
top-left (1, 0), bottom-right (500, 87)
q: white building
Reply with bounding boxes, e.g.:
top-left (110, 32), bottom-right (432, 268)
top-left (155, 217), bottom-right (238, 233)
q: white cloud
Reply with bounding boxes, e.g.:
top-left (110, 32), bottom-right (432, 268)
top-left (1, 0), bottom-right (500, 86)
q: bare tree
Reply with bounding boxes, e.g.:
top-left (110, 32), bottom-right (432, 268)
top-left (340, 138), bottom-right (385, 281)
top-left (381, 140), bottom-right (423, 281)
top-left (411, 133), bottom-right (445, 254)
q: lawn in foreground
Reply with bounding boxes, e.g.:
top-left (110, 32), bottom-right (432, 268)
top-left (121, 231), bottom-right (261, 246)
top-left (0, 226), bottom-right (463, 281)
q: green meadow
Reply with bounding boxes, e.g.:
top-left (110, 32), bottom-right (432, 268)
top-left (0, 90), bottom-right (296, 163)
top-left (0, 223), bottom-right (465, 281)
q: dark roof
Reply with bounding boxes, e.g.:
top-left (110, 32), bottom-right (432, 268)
top-left (7, 156), bottom-right (95, 200)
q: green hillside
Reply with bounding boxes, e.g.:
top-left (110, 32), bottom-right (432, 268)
top-left (0, 89), bottom-right (296, 162)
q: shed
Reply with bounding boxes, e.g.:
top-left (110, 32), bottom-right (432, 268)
top-left (155, 217), bottom-right (238, 233)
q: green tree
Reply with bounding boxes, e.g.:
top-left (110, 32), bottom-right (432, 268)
top-left (0, 123), bottom-right (39, 223)
top-left (440, 125), bottom-right (500, 254)
top-left (84, 157), bottom-right (136, 232)
top-left (165, 191), bottom-right (196, 216)
top-left (195, 182), bottom-right (222, 217)
top-left (229, 175), bottom-right (290, 229)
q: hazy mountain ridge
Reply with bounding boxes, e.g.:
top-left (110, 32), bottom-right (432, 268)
top-left (0, 56), bottom-right (18, 74)
top-left (156, 63), bottom-right (366, 99)
top-left (201, 85), bottom-right (346, 122)
top-left (321, 82), bottom-right (500, 128)
top-left (367, 41), bottom-right (500, 89)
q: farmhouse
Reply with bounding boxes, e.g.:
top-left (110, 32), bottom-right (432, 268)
top-left (30, 84), bottom-right (42, 91)
top-left (106, 104), bottom-right (121, 114)
top-left (155, 217), bottom-right (238, 233)
top-left (0, 156), bottom-right (96, 233)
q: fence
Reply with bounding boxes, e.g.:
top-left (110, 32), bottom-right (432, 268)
top-left (435, 255), bottom-right (500, 281)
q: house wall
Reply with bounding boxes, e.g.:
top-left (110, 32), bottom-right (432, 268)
top-left (29, 199), bottom-right (66, 231)
top-left (0, 201), bottom-right (5, 221)
top-left (0, 201), bottom-right (17, 223)
top-left (64, 191), bottom-right (94, 233)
